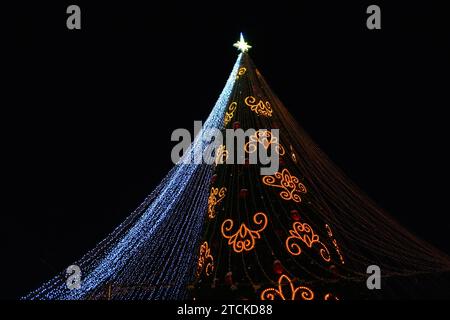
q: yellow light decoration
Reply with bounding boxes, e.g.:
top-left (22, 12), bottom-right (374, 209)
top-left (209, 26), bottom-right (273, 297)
top-left (244, 130), bottom-right (285, 155)
top-left (236, 67), bottom-right (247, 80)
top-left (215, 145), bottom-right (229, 165)
top-left (195, 241), bottom-right (214, 278)
top-left (324, 293), bottom-right (339, 300)
top-left (262, 168), bottom-right (307, 203)
top-left (285, 219), bottom-right (331, 262)
top-left (224, 102), bottom-right (237, 126)
top-left (221, 212), bottom-right (268, 253)
top-left (291, 153), bottom-right (297, 163)
top-left (260, 274), bottom-right (314, 300)
top-left (244, 96), bottom-right (273, 117)
top-left (325, 224), bottom-right (333, 237)
top-left (207, 187), bottom-right (227, 219)
top-left (290, 145), bottom-right (298, 163)
top-left (325, 224), bottom-right (345, 265)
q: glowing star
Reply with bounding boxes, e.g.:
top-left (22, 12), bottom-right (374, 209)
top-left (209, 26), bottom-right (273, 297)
top-left (233, 33), bottom-right (252, 52)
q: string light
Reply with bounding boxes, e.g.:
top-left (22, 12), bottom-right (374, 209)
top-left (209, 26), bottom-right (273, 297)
top-left (194, 42), bottom-right (450, 300)
top-left (24, 54), bottom-right (244, 301)
top-left (325, 224), bottom-right (345, 265)
top-left (25, 35), bottom-right (450, 301)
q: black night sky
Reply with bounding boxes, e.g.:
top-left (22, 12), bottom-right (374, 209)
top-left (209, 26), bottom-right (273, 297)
top-left (3, 1), bottom-right (449, 300)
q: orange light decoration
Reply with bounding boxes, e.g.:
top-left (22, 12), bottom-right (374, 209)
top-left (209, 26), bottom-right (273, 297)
top-left (325, 224), bottom-right (333, 237)
top-left (221, 212), bottom-right (268, 253)
top-left (208, 187), bottom-right (227, 219)
top-left (224, 102), bottom-right (237, 126)
top-left (262, 168), bottom-right (307, 203)
top-left (244, 96), bottom-right (273, 117)
top-left (260, 274), bottom-right (314, 300)
top-left (290, 145), bottom-right (298, 163)
top-left (324, 293), bottom-right (339, 300)
top-left (215, 145), bottom-right (229, 165)
top-left (195, 241), bottom-right (214, 278)
top-left (236, 67), bottom-right (247, 80)
top-left (244, 130), bottom-right (286, 156)
top-left (285, 218), bottom-right (331, 262)
top-left (325, 224), bottom-right (345, 265)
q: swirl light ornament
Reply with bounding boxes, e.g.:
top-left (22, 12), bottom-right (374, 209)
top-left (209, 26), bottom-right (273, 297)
top-left (236, 67), bottom-right (247, 80)
top-left (195, 242), bottom-right (214, 278)
top-left (207, 187), bottom-right (227, 219)
top-left (221, 212), bottom-right (268, 253)
top-left (215, 145), bottom-right (229, 165)
top-left (260, 274), bottom-right (314, 300)
top-left (325, 224), bottom-right (345, 265)
top-left (262, 168), bottom-right (307, 203)
top-left (224, 102), bottom-right (237, 126)
top-left (289, 145), bottom-right (298, 163)
top-left (286, 219), bottom-right (331, 262)
top-left (238, 67), bottom-right (247, 75)
top-left (244, 130), bottom-right (285, 155)
top-left (244, 96), bottom-right (273, 117)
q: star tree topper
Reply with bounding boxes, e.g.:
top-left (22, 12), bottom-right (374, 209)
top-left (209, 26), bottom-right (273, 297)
top-left (233, 33), bottom-right (252, 52)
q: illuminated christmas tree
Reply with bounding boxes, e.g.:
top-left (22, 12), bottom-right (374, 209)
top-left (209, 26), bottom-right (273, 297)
top-left (190, 34), bottom-right (450, 300)
top-left (25, 35), bottom-right (450, 300)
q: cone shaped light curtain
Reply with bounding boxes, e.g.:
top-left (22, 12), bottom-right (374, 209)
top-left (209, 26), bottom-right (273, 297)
top-left (25, 35), bottom-right (450, 300)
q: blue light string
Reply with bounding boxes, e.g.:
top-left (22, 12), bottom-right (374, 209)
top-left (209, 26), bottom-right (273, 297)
top-left (24, 54), bottom-right (243, 300)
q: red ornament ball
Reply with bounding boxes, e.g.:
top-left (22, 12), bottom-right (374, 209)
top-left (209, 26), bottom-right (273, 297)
top-left (273, 260), bottom-right (284, 275)
top-left (225, 271), bottom-right (233, 286)
top-left (233, 121), bottom-right (241, 129)
top-left (290, 209), bottom-right (301, 221)
top-left (239, 188), bottom-right (249, 198)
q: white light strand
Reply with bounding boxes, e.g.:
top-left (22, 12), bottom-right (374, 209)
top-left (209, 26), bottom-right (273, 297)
top-left (24, 54), bottom-right (243, 300)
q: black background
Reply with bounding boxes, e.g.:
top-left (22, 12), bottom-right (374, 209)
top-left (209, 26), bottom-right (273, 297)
top-left (3, 0), bottom-right (449, 300)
